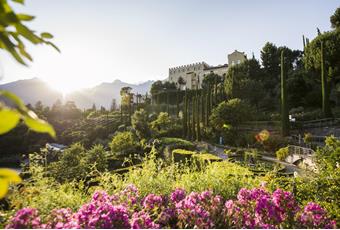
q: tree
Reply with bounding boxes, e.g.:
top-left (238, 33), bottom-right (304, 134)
top-left (150, 112), bottom-right (177, 137)
top-left (131, 109), bottom-right (150, 139)
top-left (109, 131), bottom-right (139, 156)
top-left (209, 98), bottom-right (253, 131)
top-left (177, 76), bottom-right (186, 89)
top-left (321, 41), bottom-right (332, 117)
top-left (330, 7), bottom-right (340, 30)
top-left (110, 99), bottom-right (117, 111)
top-left (120, 87), bottom-right (133, 123)
top-left (224, 59), bottom-right (265, 109)
top-left (281, 50), bottom-right (289, 136)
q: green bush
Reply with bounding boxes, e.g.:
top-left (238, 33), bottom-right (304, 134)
top-left (172, 149), bottom-right (196, 163)
top-left (160, 137), bottom-right (195, 150)
top-left (7, 165), bottom-right (88, 220)
top-left (275, 147), bottom-right (289, 160)
top-left (48, 143), bottom-right (108, 182)
top-left (192, 153), bottom-right (223, 163)
top-left (109, 131), bottom-right (140, 157)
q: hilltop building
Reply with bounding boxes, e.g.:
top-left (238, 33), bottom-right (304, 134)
top-left (167, 50), bottom-right (246, 89)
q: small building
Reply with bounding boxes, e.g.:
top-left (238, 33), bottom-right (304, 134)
top-left (46, 143), bottom-right (67, 152)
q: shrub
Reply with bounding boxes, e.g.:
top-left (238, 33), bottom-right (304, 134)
top-left (160, 137), bottom-right (195, 150)
top-left (7, 185), bottom-right (337, 229)
top-left (150, 112), bottom-right (182, 138)
top-left (47, 143), bottom-right (108, 182)
top-left (172, 149), bottom-right (196, 163)
top-left (131, 109), bottom-right (151, 139)
top-left (109, 131), bottom-right (140, 157)
top-left (276, 147), bottom-right (289, 161)
top-left (193, 153), bottom-right (223, 163)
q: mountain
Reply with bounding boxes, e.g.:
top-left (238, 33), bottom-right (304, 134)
top-left (0, 78), bottom-right (63, 107)
top-left (0, 78), bottom-right (154, 109)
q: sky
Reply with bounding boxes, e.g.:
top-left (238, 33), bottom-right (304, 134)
top-left (0, 0), bottom-right (339, 94)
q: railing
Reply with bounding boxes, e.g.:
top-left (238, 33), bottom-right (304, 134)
top-left (296, 118), bottom-right (340, 129)
top-left (288, 145), bottom-right (315, 156)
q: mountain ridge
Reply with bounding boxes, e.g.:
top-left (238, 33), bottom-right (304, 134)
top-left (0, 78), bottom-right (154, 109)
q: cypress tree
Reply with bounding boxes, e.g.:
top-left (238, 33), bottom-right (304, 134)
top-left (183, 90), bottom-right (188, 137)
top-left (205, 88), bottom-right (209, 126)
top-left (196, 91), bottom-right (201, 141)
top-left (176, 89), bottom-right (179, 117)
top-left (192, 95), bottom-right (196, 140)
top-left (302, 35), bottom-right (306, 50)
top-left (214, 76), bottom-right (217, 105)
top-left (200, 90), bottom-right (204, 124)
top-left (166, 91), bottom-right (170, 114)
top-left (281, 50), bottom-right (289, 136)
top-left (321, 41), bottom-right (332, 117)
top-left (187, 93), bottom-right (191, 139)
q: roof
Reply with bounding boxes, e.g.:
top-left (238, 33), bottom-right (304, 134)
top-left (204, 64), bottom-right (228, 70)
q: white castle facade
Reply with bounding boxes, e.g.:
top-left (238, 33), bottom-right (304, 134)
top-left (167, 50), bottom-right (247, 89)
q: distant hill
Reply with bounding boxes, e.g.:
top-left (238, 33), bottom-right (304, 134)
top-left (65, 79), bottom-right (154, 109)
top-left (0, 78), bottom-right (154, 109)
top-left (0, 78), bottom-right (62, 107)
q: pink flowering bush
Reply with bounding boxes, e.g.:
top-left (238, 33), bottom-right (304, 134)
top-left (6, 185), bottom-right (337, 229)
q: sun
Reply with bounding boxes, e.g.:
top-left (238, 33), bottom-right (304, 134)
top-left (46, 79), bottom-right (83, 96)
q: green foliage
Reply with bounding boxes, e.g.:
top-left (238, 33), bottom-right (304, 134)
top-left (192, 153), bottom-right (223, 163)
top-left (150, 112), bottom-right (181, 137)
top-left (281, 49), bottom-right (289, 136)
top-left (330, 7), bottom-right (340, 29)
top-left (48, 143), bottom-right (108, 182)
top-left (8, 165), bottom-right (88, 219)
top-left (160, 137), bottom-right (194, 150)
top-left (0, 0), bottom-right (59, 65)
top-left (210, 98), bottom-right (253, 131)
top-left (131, 109), bottom-right (150, 139)
top-left (0, 90), bottom-right (55, 137)
top-left (172, 149), bottom-right (196, 163)
top-left (109, 131), bottom-right (140, 157)
top-left (317, 135), bottom-right (340, 170)
top-left (304, 29), bottom-right (340, 75)
top-left (275, 147), bottom-right (289, 161)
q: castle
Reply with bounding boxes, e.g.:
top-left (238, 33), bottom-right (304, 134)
top-left (167, 50), bottom-right (247, 89)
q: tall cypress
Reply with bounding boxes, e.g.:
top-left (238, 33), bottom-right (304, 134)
top-left (192, 95), bottom-right (196, 140)
top-left (183, 90), bottom-right (188, 138)
top-left (302, 35), bottom-right (306, 50)
top-left (176, 89), bottom-right (179, 117)
top-left (205, 88), bottom-right (209, 126)
top-left (187, 93), bottom-right (191, 139)
top-left (214, 76), bottom-right (217, 105)
top-left (281, 50), bottom-right (289, 136)
top-left (166, 91), bottom-right (170, 114)
top-left (321, 41), bottom-right (332, 117)
top-left (196, 91), bottom-right (201, 141)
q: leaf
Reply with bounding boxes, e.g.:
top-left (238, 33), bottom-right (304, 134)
top-left (0, 179), bottom-right (9, 199)
top-left (0, 168), bottom-right (22, 183)
top-left (0, 109), bottom-right (21, 135)
top-left (17, 14), bottom-right (35, 21)
top-left (45, 41), bottom-right (60, 53)
top-left (24, 116), bottom-right (56, 138)
top-left (40, 32), bottom-right (53, 39)
top-left (11, 0), bottom-right (25, 4)
top-left (0, 90), bottom-right (27, 110)
top-left (15, 24), bottom-right (41, 44)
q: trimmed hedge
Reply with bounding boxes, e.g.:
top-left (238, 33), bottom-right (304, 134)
top-left (160, 137), bottom-right (195, 150)
top-left (193, 153), bottom-right (223, 163)
top-left (172, 149), bottom-right (196, 163)
top-left (172, 149), bottom-right (223, 165)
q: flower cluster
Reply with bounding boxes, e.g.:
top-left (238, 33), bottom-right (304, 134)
top-left (224, 187), bottom-right (335, 229)
top-left (297, 202), bottom-right (337, 229)
top-left (6, 185), bottom-right (337, 229)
